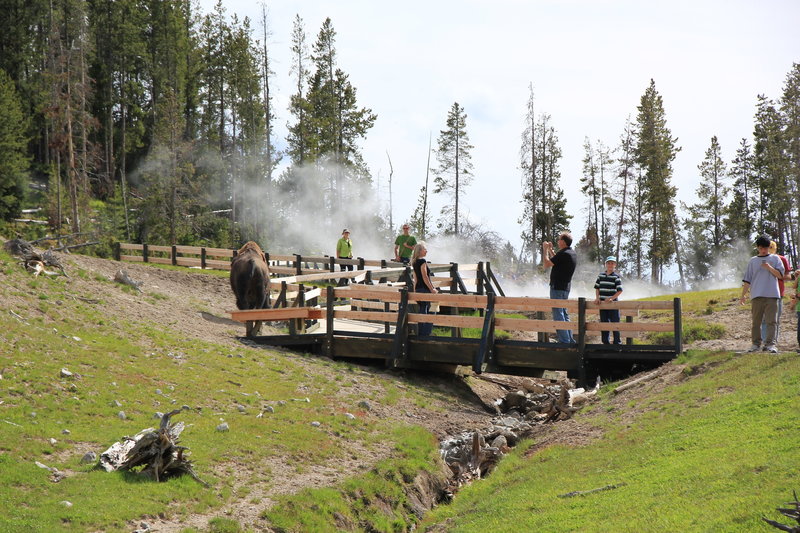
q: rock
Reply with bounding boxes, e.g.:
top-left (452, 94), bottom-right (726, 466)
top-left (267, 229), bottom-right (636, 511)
top-left (277, 400), bottom-right (286, 406)
top-left (49, 438), bottom-right (57, 446)
top-left (181, 405), bottom-right (191, 411)
top-left (111, 400), bottom-right (122, 407)
top-left (117, 411), bottom-right (126, 420)
top-left (59, 501), bottom-right (73, 508)
top-left (344, 413), bottom-right (356, 420)
top-left (80, 451), bottom-right (97, 464)
top-left (35, 461), bottom-right (51, 470)
top-left (490, 434), bottom-right (508, 449)
top-left (30, 412), bottom-right (36, 418)
top-left (311, 421), bottom-right (321, 427)
top-left (154, 412), bottom-right (164, 419)
top-left (503, 390), bottom-right (527, 408)
top-left (60, 368), bottom-right (73, 378)
top-left (237, 405), bottom-right (246, 413)
top-left (61, 429), bottom-right (70, 435)
top-left (264, 405), bottom-right (275, 413)
top-left (358, 400), bottom-right (371, 411)
top-left (155, 389), bottom-right (162, 395)
top-left (216, 422), bottom-right (229, 432)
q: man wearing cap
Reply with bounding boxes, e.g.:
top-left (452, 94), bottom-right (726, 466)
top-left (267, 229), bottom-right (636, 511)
top-left (740, 234), bottom-right (784, 353)
top-left (336, 229), bottom-right (354, 283)
top-left (394, 224), bottom-right (417, 264)
top-left (594, 256), bottom-right (623, 345)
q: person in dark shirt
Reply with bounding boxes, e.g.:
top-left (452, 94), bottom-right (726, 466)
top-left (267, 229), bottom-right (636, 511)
top-left (411, 242), bottom-right (439, 336)
top-left (594, 256), bottom-right (623, 344)
top-left (543, 232), bottom-right (577, 344)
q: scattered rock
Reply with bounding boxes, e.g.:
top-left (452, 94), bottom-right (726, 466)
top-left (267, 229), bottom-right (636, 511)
top-left (111, 400), bottom-right (122, 407)
top-left (358, 400), bottom-right (371, 411)
top-left (118, 411), bottom-right (126, 420)
top-left (311, 421), bottom-right (321, 427)
top-left (49, 438), bottom-right (57, 446)
top-left (61, 429), bottom-right (70, 435)
top-left (80, 451), bottom-right (97, 464)
top-left (59, 501), bottom-right (72, 508)
top-left (216, 422), bottom-right (229, 432)
top-left (344, 413), bottom-right (356, 420)
top-left (237, 405), bottom-right (246, 413)
top-left (60, 368), bottom-right (73, 378)
top-left (154, 412), bottom-right (164, 419)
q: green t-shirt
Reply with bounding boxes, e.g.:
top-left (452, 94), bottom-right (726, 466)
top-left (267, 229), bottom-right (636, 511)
top-left (394, 234), bottom-right (417, 259)
top-left (337, 237), bottom-right (352, 258)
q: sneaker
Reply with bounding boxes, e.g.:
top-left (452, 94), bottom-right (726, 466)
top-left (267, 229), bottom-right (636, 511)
top-left (746, 344), bottom-right (761, 353)
top-left (765, 345), bottom-right (778, 354)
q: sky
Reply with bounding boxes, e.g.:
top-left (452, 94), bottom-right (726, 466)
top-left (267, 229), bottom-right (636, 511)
top-left (198, 0), bottom-right (799, 260)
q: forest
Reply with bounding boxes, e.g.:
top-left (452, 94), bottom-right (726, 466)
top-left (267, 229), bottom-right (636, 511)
top-left (0, 0), bottom-right (798, 287)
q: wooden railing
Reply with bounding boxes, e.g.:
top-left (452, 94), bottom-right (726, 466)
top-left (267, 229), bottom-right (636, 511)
top-left (114, 242), bottom-right (505, 297)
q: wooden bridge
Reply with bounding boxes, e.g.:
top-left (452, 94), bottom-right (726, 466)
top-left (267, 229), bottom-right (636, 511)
top-left (113, 241), bottom-right (682, 385)
top-left (232, 286), bottom-right (682, 387)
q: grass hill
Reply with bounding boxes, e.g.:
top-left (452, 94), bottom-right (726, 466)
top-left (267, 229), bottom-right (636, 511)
top-left (1, 243), bottom-right (798, 532)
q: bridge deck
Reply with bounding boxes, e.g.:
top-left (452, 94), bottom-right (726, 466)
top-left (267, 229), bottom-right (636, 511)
top-left (235, 287), bottom-right (682, 386)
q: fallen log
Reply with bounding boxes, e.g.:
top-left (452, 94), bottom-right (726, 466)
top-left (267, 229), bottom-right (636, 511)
top-left (613, 370), bottom-right (661, 394)
top-left (558, 483), bottom-right (626, 498)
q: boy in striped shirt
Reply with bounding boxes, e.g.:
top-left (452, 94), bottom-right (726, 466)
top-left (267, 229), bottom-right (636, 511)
top-left (594, 256), bottom-right (623, 345)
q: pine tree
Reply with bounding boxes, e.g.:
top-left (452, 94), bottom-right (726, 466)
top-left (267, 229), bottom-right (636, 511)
top-left (433, 102), bottom-right (473, 235)
top-left (725, 138), bottom-right (756, 243)
top-left (753, 94), bottom-right (789, 245)
top-left (634, 80), bottom-right (681, 284)
top-left (518, 83), bottom-right (538, 263)
top-left (613, 117), bottom-right (637, 267)
top-left (780, 63), bottom-right (800, 265)
top-left (684, 135), bottom-right (729, 281)
top-left (0, 68), bottom-right (29, 220)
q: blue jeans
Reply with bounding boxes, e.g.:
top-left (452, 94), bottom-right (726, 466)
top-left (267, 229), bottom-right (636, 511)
top-left (550, 288), bottom-right (575, 344)
top-left (416, 287), bottom-right (433, 336)
top-left (600, 309), bottom-right (621, 344)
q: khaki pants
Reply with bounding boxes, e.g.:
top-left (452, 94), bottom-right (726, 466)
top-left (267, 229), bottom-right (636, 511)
top-left (751, 297), bottom-right (779, 346)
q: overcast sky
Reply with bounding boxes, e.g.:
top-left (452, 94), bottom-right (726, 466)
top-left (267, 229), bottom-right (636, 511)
top-left (199, 0), bottom-right (800, 255)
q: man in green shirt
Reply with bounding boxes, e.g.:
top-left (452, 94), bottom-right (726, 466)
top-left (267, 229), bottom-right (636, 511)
top-left (336, 229), bottom-right (353, 283)
top-left (394, 224), bottom-right (417, 264)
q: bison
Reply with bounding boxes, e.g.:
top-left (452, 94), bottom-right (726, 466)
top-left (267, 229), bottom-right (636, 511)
top-left (230, 241), bottom-right (270, 336)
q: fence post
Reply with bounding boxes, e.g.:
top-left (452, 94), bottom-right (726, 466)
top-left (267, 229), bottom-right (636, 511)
top-left (201, 248), bottom-right (207, 269)
top-left (674, 298), bottom-right (683, 355)
top-left (325, 286), bottom-right (335, 357)
top-left (474, 292), bottom-right (496, 374)
top-left (625, 315), bottom-right (633, 345)
top-left (390, 289), bottom-right (410, 366)
top-left (171, 245), bottom-right (177, 266)
top-left (329, 256), bottom-right (335, 272)
top-left (578, 297), bottom-right (587, 387)
top-left (477, 262), bottom-right (485, 296)
top-left (143, 243), bottom-right (149, 263)
top-left (114, 242), bottom-right (121, 261)
top-left (295, 254), bottom-right (302, 276)
top-left (358, 257), bottom-right (365, 271)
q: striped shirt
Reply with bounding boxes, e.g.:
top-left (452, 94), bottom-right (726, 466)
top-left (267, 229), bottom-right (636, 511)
top-left (594, 271), bottom-right (622, 300)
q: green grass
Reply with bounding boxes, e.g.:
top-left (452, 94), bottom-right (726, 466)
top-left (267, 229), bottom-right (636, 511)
top-left (262, 425), bottom-right (441, 532)
top-left (0, 247), bottom-right (446, 532)
top-left (422, 349), bottom-right (800, 532)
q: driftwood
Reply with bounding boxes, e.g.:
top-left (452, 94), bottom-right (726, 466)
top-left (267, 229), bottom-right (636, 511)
top-left (98, 410), bottom-right (207, 486)
top-left (764, 490), bottom-right (800, 532)
top-left (4, 239), bottom-right (68, 276)
top-left (613, 370), bottom-right (661, 394)
top-left (114, 269), bottom-right (143, 292)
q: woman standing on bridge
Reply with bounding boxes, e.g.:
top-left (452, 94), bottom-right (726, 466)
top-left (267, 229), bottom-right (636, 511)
top-left (412, 242), bottom-right (439, 336)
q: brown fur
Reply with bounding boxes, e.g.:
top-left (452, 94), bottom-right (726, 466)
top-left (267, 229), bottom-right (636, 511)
top-left (230, 241), bottom-right (270, 336)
